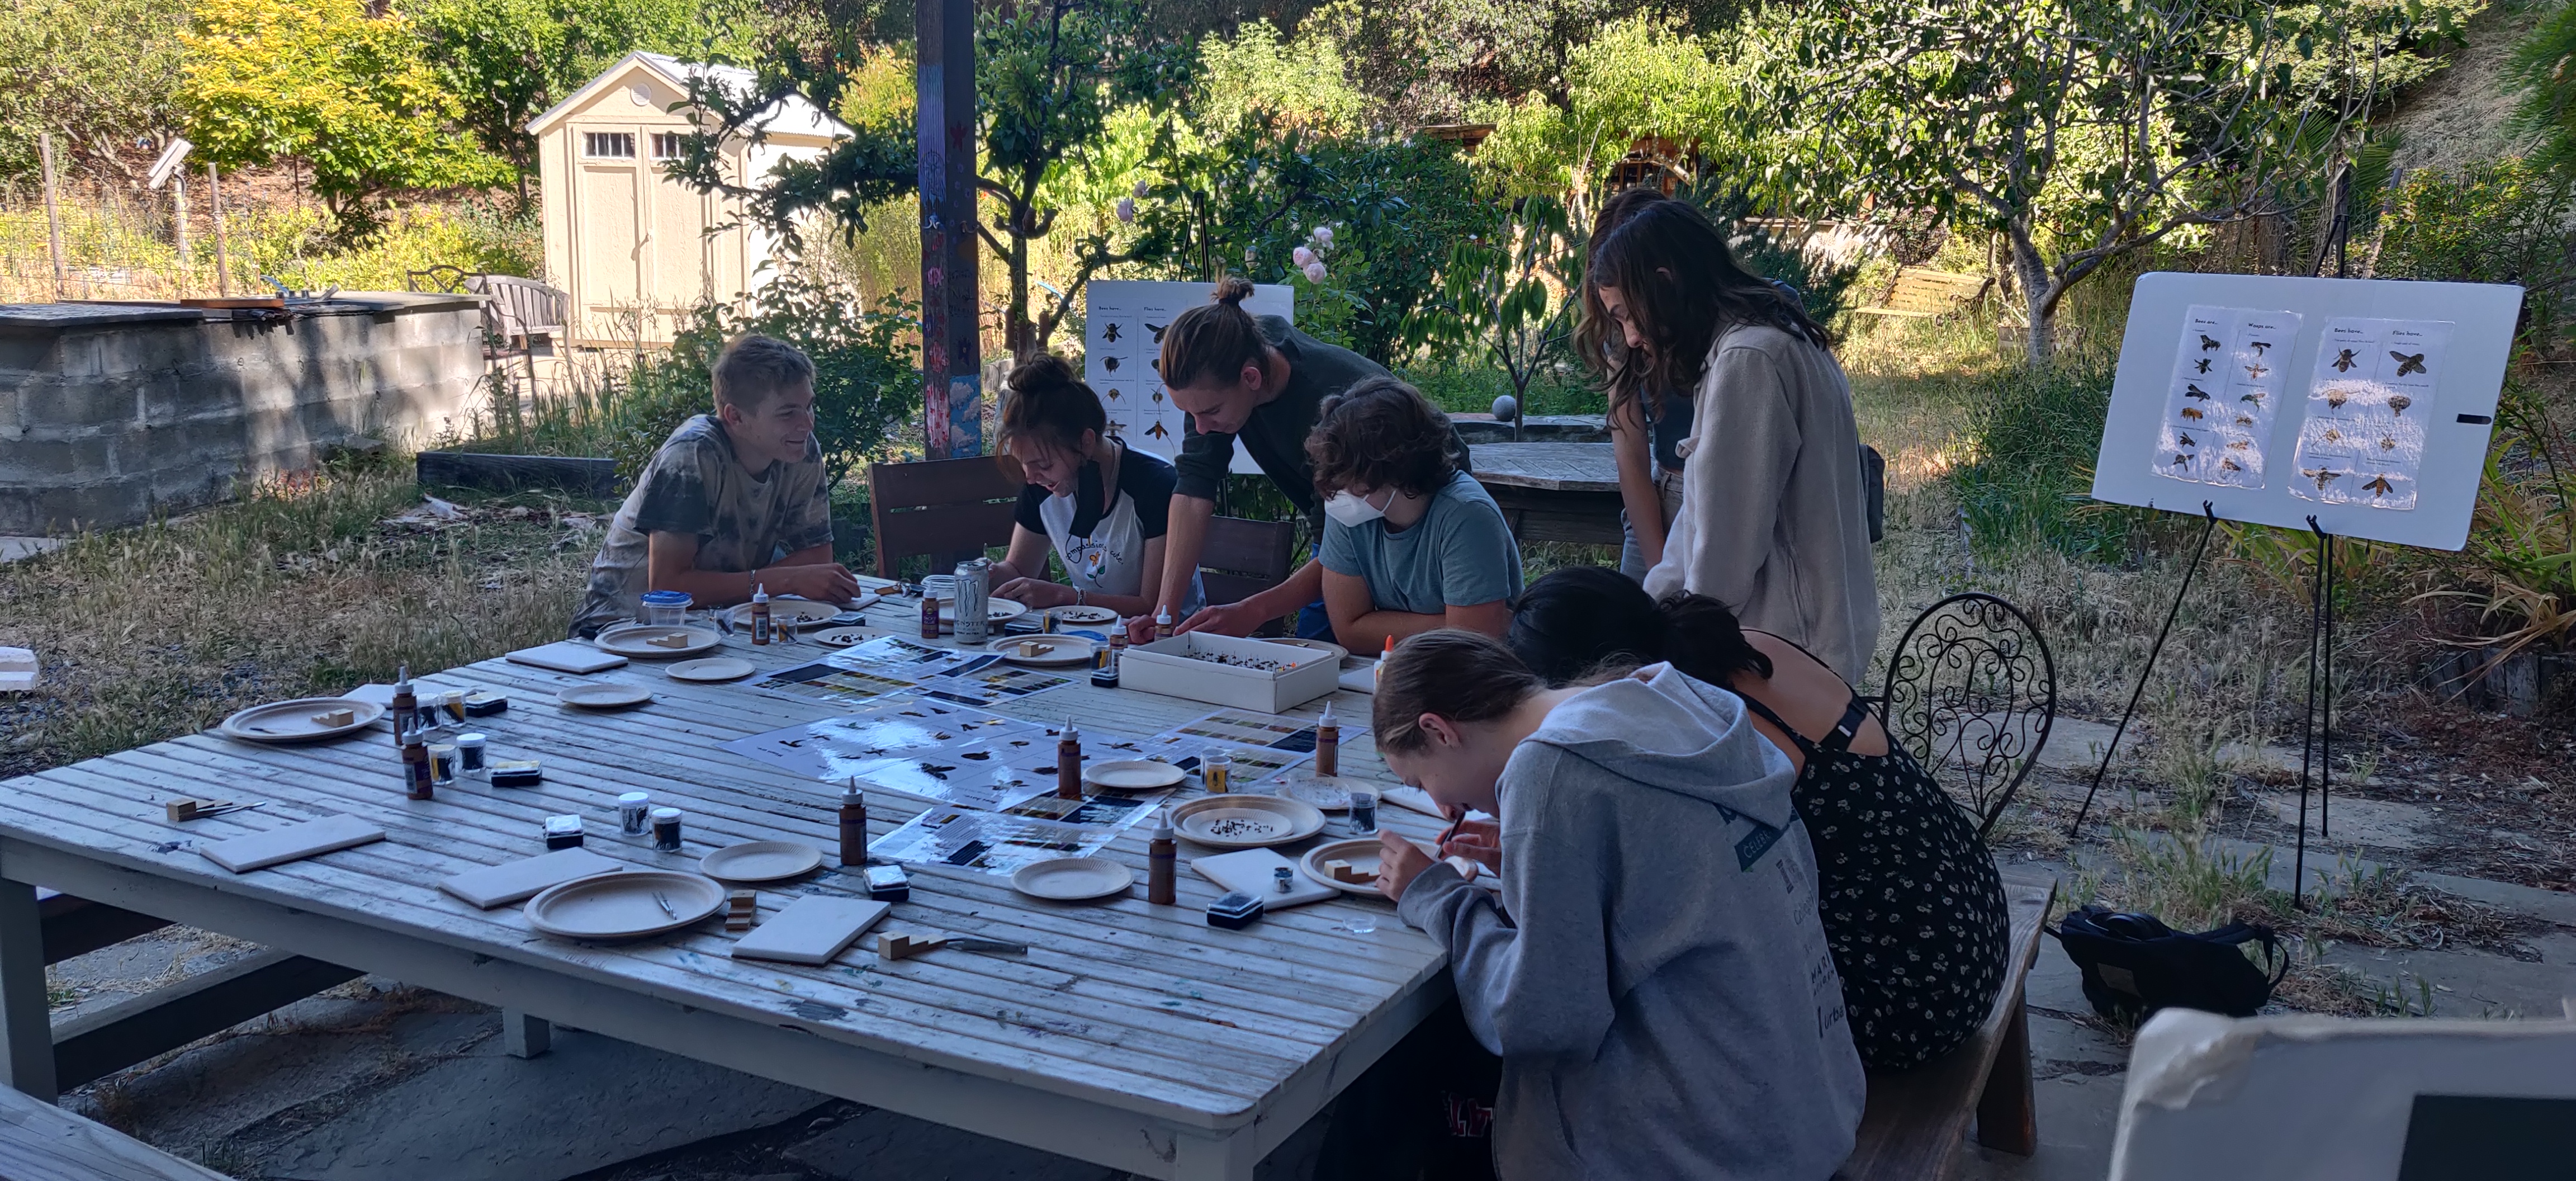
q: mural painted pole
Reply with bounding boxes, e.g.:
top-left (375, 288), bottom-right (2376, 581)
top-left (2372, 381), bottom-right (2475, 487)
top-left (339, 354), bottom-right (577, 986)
top-left (916, 0), bottom-right (982, 459)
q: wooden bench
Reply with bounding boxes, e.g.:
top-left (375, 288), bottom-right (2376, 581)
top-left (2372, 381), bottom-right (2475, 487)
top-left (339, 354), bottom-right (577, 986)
top-left (1852, 268), bottom-right (1992, 320)
top-left (1840, 875), bottom-right (2059, 1180)
top-left (0, 1073), bottom-right (231, 1179)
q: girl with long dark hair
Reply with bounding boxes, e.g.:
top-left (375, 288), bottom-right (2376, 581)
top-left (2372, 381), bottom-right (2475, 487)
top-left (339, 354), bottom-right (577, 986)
top-left (1587, 201), bottom-right (1879, 682)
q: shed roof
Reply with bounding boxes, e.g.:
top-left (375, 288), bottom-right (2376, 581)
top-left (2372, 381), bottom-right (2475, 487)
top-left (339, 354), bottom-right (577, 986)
top-left (527, 51), bottom-right (849, 141)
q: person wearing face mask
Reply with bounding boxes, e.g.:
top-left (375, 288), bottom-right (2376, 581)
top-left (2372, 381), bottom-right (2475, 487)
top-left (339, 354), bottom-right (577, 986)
top-left (569, 334), bottom-right (860, 637)
top-left (1311, 378), bottom-right (1522, 650)
top-left (984, 353), bottom-right (1202, 618)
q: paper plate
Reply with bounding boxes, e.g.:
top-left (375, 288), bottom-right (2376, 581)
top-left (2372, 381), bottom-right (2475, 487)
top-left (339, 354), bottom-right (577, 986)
top-left (1299, 837), bottom-right (1419, 895)
top-left (998, 635), bottom-right (1095, 668)
top-left (217, 697), bottom-right (386, 744)
top-left (594, 624), bottom-right (721, 659)
top-left (730, 598), bottom-right (842, 626)
top-left (1082, 759), bottom-right (1186, 792)
top-left (698, 840), bottom-right (823, 883)
top-left (1011, 856), bottom-right (1133, 901)
top-left (1266, 637), bottom-right (1351, 663)
top-left (1168, 795), bottom-right (1326, 849)
top-left (1049, 605), bottom-right (1117, 626)
top-left (939, 599), bottom-right (1030, 623)
top-left (667, 657), bottom-right (756, 683)
top-left (558, 683), bottom-right (652, 710)
top-left (524, 870), bottom-right (727, 941)
top-left (812, 626), bottom-right (872, 648)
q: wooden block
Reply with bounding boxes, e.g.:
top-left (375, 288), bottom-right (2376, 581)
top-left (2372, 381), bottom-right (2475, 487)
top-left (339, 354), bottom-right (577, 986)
top-left (164, 799), bottom-right (202, 823)
top-left (646, 633), bottom-right (691, 649)
top-left (309, 708), bottom-right (356, 728)
top-left (730, 896), bottom-right (892, 965)
top-left (724, 890), bottom-right (757, 932)
top-left (1327, 861), bottom-right (1375, 885)
top-left (198, 815), bottom-right (385, 873)
top-left (877, 933), bottom-right (949, 961)
top-left (437, 848), bottom-right (624, 909)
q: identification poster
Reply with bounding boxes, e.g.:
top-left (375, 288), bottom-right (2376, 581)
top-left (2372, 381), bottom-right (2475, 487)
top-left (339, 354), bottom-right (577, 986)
top-left (2289, 318), bottom-right (2454, 511)
top-left (867, 792), bottom-right (1162, 876)
top-left (1082, 280), bottom-right (1292, 463)
top-left (2152, 305), bottom-right (2304, 489)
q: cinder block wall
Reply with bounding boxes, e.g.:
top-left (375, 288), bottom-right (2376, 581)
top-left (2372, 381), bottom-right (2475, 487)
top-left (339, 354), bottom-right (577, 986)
top-left (0, 294), bottom-right (484, 535)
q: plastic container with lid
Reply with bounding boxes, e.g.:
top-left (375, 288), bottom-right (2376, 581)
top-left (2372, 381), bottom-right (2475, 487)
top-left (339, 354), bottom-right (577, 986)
top-left (640, 590), bottom-right (693, 626)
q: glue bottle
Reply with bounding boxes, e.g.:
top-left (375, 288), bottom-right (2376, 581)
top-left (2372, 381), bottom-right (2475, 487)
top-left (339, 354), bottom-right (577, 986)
top-left (1153, 606), bottom-right (1173, 641)
top-left (1093, 625), bottom-right (1123, 688)
top-left (1314, 702), bottom-right (1339, 777)
top-left (389, 665), bottom-right (416, 748)
top-left (400, 732), bottom-right (434, 800)
top-left (750, 583), bottom-right (773, 645)
top-left (1057, 719), bottom-right (1084, 800)
top-left (1375, 635), bottom-right (1394, 684)
top-left (920, 589), bottom-right (941, 639)
top-left (1147, 810), bottom-right (1177, 905)
top-left (838, 779), bottom-right (867, 867)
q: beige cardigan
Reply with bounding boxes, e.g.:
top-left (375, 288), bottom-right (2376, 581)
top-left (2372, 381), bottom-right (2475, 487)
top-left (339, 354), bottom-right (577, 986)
top-left (1644, 324), bottom-right (1879, 684)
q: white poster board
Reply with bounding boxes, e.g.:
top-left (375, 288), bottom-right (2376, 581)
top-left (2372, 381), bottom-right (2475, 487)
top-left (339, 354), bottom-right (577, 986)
top-left (2092, 274), bottom-right (2523, 550)
top-left (1082, 280), bottom-right (1292, 471)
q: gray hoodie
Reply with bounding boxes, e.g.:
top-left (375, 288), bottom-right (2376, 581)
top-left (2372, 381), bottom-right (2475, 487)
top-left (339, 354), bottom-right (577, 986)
top-left (1398, 665), bottom-right (1866, 1180)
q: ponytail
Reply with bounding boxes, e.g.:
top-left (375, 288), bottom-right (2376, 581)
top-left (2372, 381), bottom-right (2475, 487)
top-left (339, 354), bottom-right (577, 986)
top-left (1159, 276), bottom-right (1271, 390)
top-left (997, 352), bottom-right (1107, 456)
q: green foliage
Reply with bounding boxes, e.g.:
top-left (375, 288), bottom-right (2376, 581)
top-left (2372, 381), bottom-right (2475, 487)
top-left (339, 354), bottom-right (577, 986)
top-left (2508, 0), bottom-right (2576, 181)
top-left (233, 200), bottom-right (540, 291)
top-left (1403, 195), bottom-right (1579, 406)
top-left (1947, 355), bottom-right (2151, 561)
top-left (181, 0), bottom-right (506, 233)
top-left (1300, 0), bottom-right (1745, 122)
top-left (663, 272), bottom-right (921, 490)
top-left (410, 0), bottom-right (757, 204)
top-left (1692, 185), bottom-right (1863, 325)
top-left (2374, 159), bottom-right (2576, 349)
top-left (1191, 20), bottom-right (1367, 136)
top-left (1469, 17), bottom-right (1750, 214)
top-left (0, 0), bottom-right (187, 181)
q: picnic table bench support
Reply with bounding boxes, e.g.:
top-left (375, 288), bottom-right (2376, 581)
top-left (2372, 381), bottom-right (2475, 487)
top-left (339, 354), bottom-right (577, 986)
top-left (503, 1009), bottom-right (551, 1059)
top-left (0, 878), bottom-right (60, 1101)
top-left (1974, 994), bottom-right (2037, 1154)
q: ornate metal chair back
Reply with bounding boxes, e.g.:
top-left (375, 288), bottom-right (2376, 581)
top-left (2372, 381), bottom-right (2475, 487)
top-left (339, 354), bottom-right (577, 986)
top-left (1877, 592), bottom-right (2057, 838)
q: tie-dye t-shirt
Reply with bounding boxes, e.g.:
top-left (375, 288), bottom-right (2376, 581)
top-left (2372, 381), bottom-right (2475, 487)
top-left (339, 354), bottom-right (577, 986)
top-left (569, 415), bottom-right (834, 636)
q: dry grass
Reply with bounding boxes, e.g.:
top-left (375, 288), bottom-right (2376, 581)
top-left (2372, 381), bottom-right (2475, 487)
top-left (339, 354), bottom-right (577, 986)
top-left (0, 457), bottom-right (600, 779)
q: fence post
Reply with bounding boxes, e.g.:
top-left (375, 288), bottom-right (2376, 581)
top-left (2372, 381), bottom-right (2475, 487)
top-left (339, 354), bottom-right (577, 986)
top-left (209, 163), bottom-right (231, 297)
top-left (173, 168), bottom-right (193, 284)
top-left (38, 131), bottom-right (67, 299)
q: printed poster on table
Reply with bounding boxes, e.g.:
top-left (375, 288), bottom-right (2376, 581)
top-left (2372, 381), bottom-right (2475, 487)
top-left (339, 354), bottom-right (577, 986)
top-left (867, 792), bottom-right (1163, 876)
top-left (1083, 280), bottom-right (1292, 464)
top-left (719, 695), bottom-right (1056, 809)
top-left (2151, 305), bottom-right (2304, 489)
top-left (2289, 318), bottom-right (2454, 511)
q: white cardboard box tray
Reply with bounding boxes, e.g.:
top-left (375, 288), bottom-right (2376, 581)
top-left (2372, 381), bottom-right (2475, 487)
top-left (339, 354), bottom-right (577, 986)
top-left (1120, 632), bottom-right (1338, 714)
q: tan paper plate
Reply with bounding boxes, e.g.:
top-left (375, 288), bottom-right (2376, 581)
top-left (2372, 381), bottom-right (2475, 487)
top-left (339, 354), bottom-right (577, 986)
top-left (524, 870), bottom-right (727, 941)
top-left (730, 598), bottom-right (842, 626)
top-left (1011, 856), bottom-right (1133, 901)
top-left (1168, 794), bottom-right (1327, 849)
top-left (1050, 605), bottom-right (1117, 626)
top-left (938, 598), bottom-right (1031, 623)
top-left (998, 635), bottom-right (1095, 668)
top-left (594, 624), bottom-right (721, 659)
top-left (1083, 759), bottom-right (1187, 792)
top-left (812, 626), bottom-right (872, 648)
top-left (667, 657), bottom-right (756, 683)
top-left (217, 697), bottom-right (387, 744)
top-left (1299, 837), bottom-right (1427, 895)
top-left (698, 840), bottom-right (823, 883)
top-left (558, 683), bottom-right (653, 710)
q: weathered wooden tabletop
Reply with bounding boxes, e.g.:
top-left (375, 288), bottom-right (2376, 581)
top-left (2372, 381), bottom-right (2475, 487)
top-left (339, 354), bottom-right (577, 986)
top-left (0, 599), bottom-right (1448, 1180)
top-left (1467, 442), bottom-right (1620, 493)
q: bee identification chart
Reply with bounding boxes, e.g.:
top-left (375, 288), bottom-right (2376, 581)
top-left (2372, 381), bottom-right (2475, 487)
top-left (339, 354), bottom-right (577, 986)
top-left (1082, 280), bottom-right (1292, 469)
top-left (2091, 273), bottom-right (2522, 550)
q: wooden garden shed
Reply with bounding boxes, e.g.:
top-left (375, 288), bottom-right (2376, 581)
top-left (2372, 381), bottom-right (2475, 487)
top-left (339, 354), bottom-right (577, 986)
top-left (527, 52), bottom-right (848, 346)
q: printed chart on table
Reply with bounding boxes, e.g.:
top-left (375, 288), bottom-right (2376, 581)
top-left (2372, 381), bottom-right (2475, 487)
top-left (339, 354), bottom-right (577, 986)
top-left (752, 635), bottom-right (1077, 708)
top-left (2290, 318), bottom-right (2453, 510)
top-left (868, 790), bottom-right (1164, 875)
top-left (720, 695), bottom-right (1055, 810)
top-left (2151, 304), bottom-right (2304, 489)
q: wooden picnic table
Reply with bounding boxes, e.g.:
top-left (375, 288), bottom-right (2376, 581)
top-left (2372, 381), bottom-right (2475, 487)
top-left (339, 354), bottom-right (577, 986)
top-left (1469, 442), bottom-right (1625, 547)
top-left (0, 601), bottom-right (1449, 1180)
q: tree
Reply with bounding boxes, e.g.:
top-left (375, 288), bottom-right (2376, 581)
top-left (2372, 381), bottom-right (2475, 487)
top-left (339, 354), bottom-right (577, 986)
top-left (1469, 17), bottom-right (1747, 228)
top-left (1403, 195), bottom-right (1580, 434)
top-left (181, 0), bottom-right (506, 232)
top-left (0, 0), bottom-right (187, 181)
top-left (411, 0), bottom-right (760, 208)
top-left (1300, 0), bottom-right (1745, 123)
top-left (1749, 0), bottom-right (2476, 362)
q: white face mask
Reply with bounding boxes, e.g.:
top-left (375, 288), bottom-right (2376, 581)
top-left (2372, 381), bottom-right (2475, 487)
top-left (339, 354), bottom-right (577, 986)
top-left (1323, 489), bottom-right (1388, 528)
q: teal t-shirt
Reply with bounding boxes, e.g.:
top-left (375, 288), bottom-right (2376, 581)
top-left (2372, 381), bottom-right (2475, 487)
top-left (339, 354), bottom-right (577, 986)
top-left (1319, 470), bottom-right (1524, 614)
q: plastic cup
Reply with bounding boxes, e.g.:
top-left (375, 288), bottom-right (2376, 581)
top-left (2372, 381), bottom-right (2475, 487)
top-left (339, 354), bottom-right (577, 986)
top-left (640, 590), bottom-right (692, 627)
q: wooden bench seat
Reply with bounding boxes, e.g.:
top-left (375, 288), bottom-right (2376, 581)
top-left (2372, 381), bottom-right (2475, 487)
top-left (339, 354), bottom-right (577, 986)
top-left (0, 1080), bottom-right (229, 1180)
top-left (1840, 875), bottom-right (2059, 1180)
top-left (1852, 268), bottom-right (1992, 320)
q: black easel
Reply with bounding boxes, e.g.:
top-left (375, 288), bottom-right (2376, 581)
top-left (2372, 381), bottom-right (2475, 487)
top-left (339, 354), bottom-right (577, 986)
top-left (2291, 517), bottom-right (2337, 908)
top-left (2069, 502), bottom-right (2220, 835)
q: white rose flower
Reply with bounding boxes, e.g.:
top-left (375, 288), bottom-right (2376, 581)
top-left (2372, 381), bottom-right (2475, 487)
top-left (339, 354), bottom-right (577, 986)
top-left (1291, 245), bottom-right (1315, 267)
top-left (1302, 261), bottom-right (1327, 284)
top-left (1311, 226), bottom-right (1334, 245)
top-left (1133, 179), bottom-right (1150, 199)
top-left (1116, 197), bottom-right (1136, 223)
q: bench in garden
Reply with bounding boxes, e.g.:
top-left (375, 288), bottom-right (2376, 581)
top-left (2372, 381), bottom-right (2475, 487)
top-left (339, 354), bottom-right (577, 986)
top-left (1853, 268), bottom-right (1992, 320)
top-left (1839, 875), bottom-right (2059, 1180)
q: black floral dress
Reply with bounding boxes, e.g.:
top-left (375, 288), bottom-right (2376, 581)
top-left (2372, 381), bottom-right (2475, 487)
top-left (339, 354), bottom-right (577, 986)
top-left (1739, 692), bottom-right (2010, 1071)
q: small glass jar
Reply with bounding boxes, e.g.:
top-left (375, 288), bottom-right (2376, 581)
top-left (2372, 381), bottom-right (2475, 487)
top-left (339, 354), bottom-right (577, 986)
top-left (617, 791), bottom-right (652, 835)
top-left (427, 742), bottom-right (457, 788)
top-left (440, 690), bottom-right (468, 728)
top-left (1347, 790), bottom-right (1379, 835)
top-left (456, 733), bottom-right (488, 778)
top-left (1204, 750), bottom-right (1232, 795)
top-left (543, 814), bottom-right (583, 851)
top-left (651, 806), bottom-right (683, 852)
top-left (640, 589), bottom-right (692, 627)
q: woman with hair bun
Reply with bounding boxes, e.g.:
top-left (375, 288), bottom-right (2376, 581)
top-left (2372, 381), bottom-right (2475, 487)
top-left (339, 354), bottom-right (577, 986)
top-left (985, 352), bottom-right (1200, 618)
top-left (1505, 565), bottom-right (2010, 1071)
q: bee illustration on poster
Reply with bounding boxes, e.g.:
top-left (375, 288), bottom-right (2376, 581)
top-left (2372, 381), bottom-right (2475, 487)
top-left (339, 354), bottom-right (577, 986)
top-left (2289, 318), bottom-right (2452, 510)
top-left (2152, 304), bottom-right (2301, 489)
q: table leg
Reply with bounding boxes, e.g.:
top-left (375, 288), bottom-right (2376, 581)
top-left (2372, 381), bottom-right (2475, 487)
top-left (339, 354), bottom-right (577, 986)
top-left (1170, 1128), bottom-right (1258, 1181)
top-left (0, 877), bottom-right (59, 1101)
top-left (502, 1009), bottom-right (551, 1059)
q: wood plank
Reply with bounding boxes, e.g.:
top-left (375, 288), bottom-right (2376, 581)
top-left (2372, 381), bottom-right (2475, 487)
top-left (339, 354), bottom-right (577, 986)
top-left (40, 895), bottom-right (172, 965)
top-left (1466, 442), bottom-right (1620, 492)
top-left (0, 1081), bottom-right (231, 1180)
top-left (51, 949), bottom-right (363, 1090)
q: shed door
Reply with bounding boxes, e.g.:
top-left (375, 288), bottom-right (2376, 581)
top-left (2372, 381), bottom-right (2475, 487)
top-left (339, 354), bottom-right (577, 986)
top-left (577, 159), bottom-right (641, 335)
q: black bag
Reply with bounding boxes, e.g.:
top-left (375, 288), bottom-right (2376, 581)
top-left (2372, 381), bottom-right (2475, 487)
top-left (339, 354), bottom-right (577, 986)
top-left (2051, 905), bottom-right (2289, 1022)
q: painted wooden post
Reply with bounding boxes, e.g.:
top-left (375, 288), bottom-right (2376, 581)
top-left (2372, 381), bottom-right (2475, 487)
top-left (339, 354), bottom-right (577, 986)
top-left (916, 0), bottom-right (982, 459)
top-left (172, 169), bottom-right (193, 281)
top-left (37, 133), bottom-right (66, 299)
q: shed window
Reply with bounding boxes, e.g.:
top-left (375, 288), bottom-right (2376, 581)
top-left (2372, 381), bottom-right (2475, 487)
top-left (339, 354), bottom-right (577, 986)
top-left (651, 133), bottom-right (688, 160)
top-left (583, 132), bottom-right (637, 159)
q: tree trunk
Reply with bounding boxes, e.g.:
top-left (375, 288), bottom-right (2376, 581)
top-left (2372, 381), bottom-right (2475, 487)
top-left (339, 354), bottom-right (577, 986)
top-left (1006, 233), bottom-right (1035, 364)
top-left (2006, 225), bottom-right (2056, 367)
